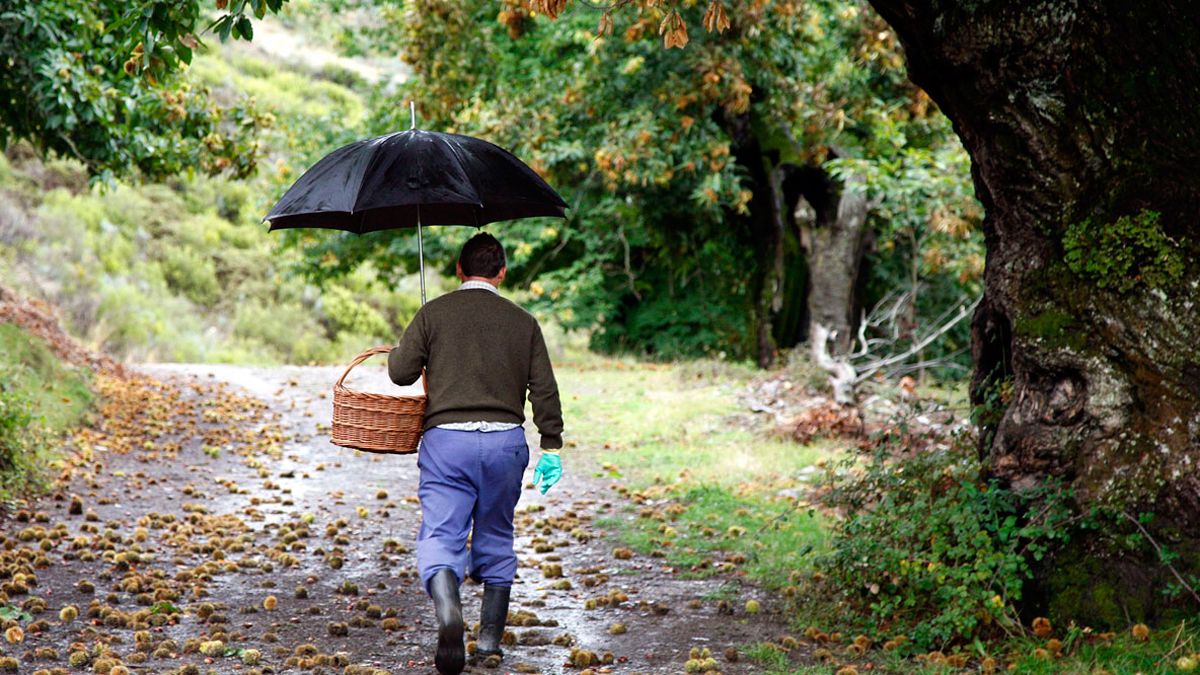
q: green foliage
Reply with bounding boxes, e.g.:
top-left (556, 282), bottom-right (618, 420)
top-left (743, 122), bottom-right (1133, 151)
top-left (561, 360), bottom-right (828, 590)
top-left (274, 0), bottom-right (388, 62)
top-left (1, 152), bottom-right (401, 364)
top-left (318, 284), bottom-right (390, 338)
top-left (742, 642), bottom-right (791, 670)
top-left (1003, 623), bottom-right (1200, 675)
top-left (586, 256), bottom-right (753, 359)
top-left (1063, 210), bottom-right (1186, 293)
top-left (813, 428), bottom-right (1076, 651)
top-left (0, 324), bottom-right (93, 498)
top-left (160, 245), bottom-right (221, 307)
top-left (0, 0), bottom-right (286, 180)
top-left (187, 49), bottom-right (366, 173)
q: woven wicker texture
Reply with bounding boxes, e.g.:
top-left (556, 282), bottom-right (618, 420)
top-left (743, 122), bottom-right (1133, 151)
top-left (331, 346), bottom-right (426, 454)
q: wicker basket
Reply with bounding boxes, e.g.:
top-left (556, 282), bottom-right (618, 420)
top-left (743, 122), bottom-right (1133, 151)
top-left (331, 346), bottom-right (426, 454)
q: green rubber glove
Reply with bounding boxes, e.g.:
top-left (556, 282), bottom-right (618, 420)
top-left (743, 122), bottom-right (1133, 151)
top-left (532, 451), bottom-right (563, 494)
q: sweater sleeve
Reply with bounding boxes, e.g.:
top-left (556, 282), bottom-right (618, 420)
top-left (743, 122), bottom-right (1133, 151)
top-left (388, 311), bottom-right (427, 386)
top-left (527, 321), bottom-right (564, 449)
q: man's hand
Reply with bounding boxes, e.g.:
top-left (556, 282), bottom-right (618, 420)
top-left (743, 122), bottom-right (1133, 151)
top-left (532, 450), bottom-right (563, 494)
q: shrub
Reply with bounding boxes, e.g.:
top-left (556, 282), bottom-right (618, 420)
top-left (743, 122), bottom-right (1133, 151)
top-left (811, 426), bottom-right (1075, 651)
top-left (233, 300), bottom-right (334, 364)
top-left (160, 246), bottom-right (221, 307)
top-left (92, 278), bottom-right (208, 362)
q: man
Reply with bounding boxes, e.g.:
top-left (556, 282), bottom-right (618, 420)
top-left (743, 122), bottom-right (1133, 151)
top-left (387, 232), bottom-right (564, 675)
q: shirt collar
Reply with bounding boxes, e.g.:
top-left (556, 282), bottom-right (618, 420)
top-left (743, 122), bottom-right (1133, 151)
top-left (459, 280), bottom-right (500, 295)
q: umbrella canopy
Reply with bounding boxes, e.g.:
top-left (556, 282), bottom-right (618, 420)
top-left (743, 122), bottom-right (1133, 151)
top-left (264, 129), bottom-right (568, 233)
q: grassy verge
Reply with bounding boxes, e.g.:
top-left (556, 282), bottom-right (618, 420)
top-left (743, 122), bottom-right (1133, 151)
top-left (0, 324), bottom-right (94, 498)
top-left (557, 360), bottom-right (833, 590)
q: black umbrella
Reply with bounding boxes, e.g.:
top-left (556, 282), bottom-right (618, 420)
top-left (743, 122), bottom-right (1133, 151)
top-left (264, 105), bottom-right (568, 303)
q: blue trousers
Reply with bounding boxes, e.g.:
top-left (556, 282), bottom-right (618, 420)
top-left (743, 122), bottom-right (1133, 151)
top-left (416, 426), bottom-right (529, 595)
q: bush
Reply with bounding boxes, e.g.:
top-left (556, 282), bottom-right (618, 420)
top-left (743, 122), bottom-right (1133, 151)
top-left (160, 246), bottom-right (221, 307)
top-left (92, 278), bottom-right (208, 362)
top-left (233, 300), bottom-right (334, 364)
top-left (319, 284), bottom-right (391, 339)
top-left (811, 426), bottom-right (1075, 651)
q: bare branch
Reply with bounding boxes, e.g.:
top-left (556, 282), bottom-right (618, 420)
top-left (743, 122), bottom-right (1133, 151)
top-left (853, 296), bottom-right (979, 384)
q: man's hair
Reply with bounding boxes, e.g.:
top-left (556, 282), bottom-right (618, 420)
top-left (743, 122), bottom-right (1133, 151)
top-left (459, 232), bottom-right (507, 278)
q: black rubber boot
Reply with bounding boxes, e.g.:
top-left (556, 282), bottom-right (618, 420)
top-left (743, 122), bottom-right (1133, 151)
top-left (475, 584), bottom-right (511, 658)
top-left (429, 569), bottom-right (465, 674)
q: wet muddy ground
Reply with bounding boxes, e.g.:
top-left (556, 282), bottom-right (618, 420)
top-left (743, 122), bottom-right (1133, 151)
top-left (0, 362), bottom-right (799, 674)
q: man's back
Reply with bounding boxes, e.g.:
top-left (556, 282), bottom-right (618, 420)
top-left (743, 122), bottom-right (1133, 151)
top-left (388, 288), bottom-right (563, 449)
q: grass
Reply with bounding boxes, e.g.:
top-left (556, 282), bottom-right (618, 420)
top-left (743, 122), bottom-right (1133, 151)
top-left (0, 324), bottom-right (93, 433)
top-left (0, 324), bottom-right (94, 498)
top-left (558, 361), bottom-right (829, 484)
top-left (742, 624), bottom-right (1200, 674)
top-left (555, 360), bottom-right (836, 589)
top-left (1000, 623), bottom-right (1200, 674)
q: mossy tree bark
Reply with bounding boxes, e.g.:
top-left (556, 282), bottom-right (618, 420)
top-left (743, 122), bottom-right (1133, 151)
top-left (868, 0), bottom-right (1200, 623)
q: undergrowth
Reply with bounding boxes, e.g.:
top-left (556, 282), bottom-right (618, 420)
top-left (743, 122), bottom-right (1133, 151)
top-left (808, 423), bottom-right (1077, 652)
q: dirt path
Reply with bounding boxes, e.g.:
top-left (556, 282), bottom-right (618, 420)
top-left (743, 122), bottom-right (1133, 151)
top-left (0, 363), bottom-right (797, 674)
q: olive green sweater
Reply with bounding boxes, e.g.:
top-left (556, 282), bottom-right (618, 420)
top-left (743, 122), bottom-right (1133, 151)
top-left (387, 287), bottom-right (564, 449)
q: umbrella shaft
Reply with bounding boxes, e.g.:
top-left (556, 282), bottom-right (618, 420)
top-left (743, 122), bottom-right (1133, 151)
top-left (417, 216), bottom-right (426, 306)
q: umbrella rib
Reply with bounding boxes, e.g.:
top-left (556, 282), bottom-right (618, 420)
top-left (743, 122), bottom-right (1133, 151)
top-left (436, 134), bottom-right (486, 211)
top-left (348, 133), bottom-right (400, 232)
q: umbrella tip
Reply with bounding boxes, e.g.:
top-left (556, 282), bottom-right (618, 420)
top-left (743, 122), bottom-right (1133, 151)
top-left (410, 101), bottom-right (416, 130)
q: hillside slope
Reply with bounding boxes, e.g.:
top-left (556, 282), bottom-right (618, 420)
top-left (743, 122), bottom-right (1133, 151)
top-left (0, 287), bottom-right (103, 497)
top-left (0, 22), bottom-right (425, 365)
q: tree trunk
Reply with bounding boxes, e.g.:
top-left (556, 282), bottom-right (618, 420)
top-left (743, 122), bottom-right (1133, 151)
top-left (795, 168), bottom-right (870, 355)
top-left (868, 0), bottom-right (1200, 624)
top-left (751, 161), bottom-right (787, 368)
top-left (728, 114), bottom-right (786, 368)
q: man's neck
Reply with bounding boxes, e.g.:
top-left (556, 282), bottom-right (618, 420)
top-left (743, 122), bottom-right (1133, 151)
top-left (461, 276), bottom-right (500, 288)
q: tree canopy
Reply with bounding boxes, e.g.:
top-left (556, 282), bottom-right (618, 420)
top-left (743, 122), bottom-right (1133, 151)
top-left (0, 0), bottom-right (286, 181)
top-left (286, 0), bottom-right (980, 365)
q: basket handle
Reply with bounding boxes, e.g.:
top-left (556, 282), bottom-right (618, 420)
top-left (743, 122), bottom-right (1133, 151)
top-left (336, 346), bottom-right (427, 393)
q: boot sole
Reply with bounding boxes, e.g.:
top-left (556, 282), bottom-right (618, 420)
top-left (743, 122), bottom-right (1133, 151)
top-left (435, 616), bottom-right (465, 675)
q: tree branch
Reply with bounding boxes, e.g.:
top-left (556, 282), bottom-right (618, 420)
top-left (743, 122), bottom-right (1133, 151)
top-left (853, 295), bottom-right (980, 384)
